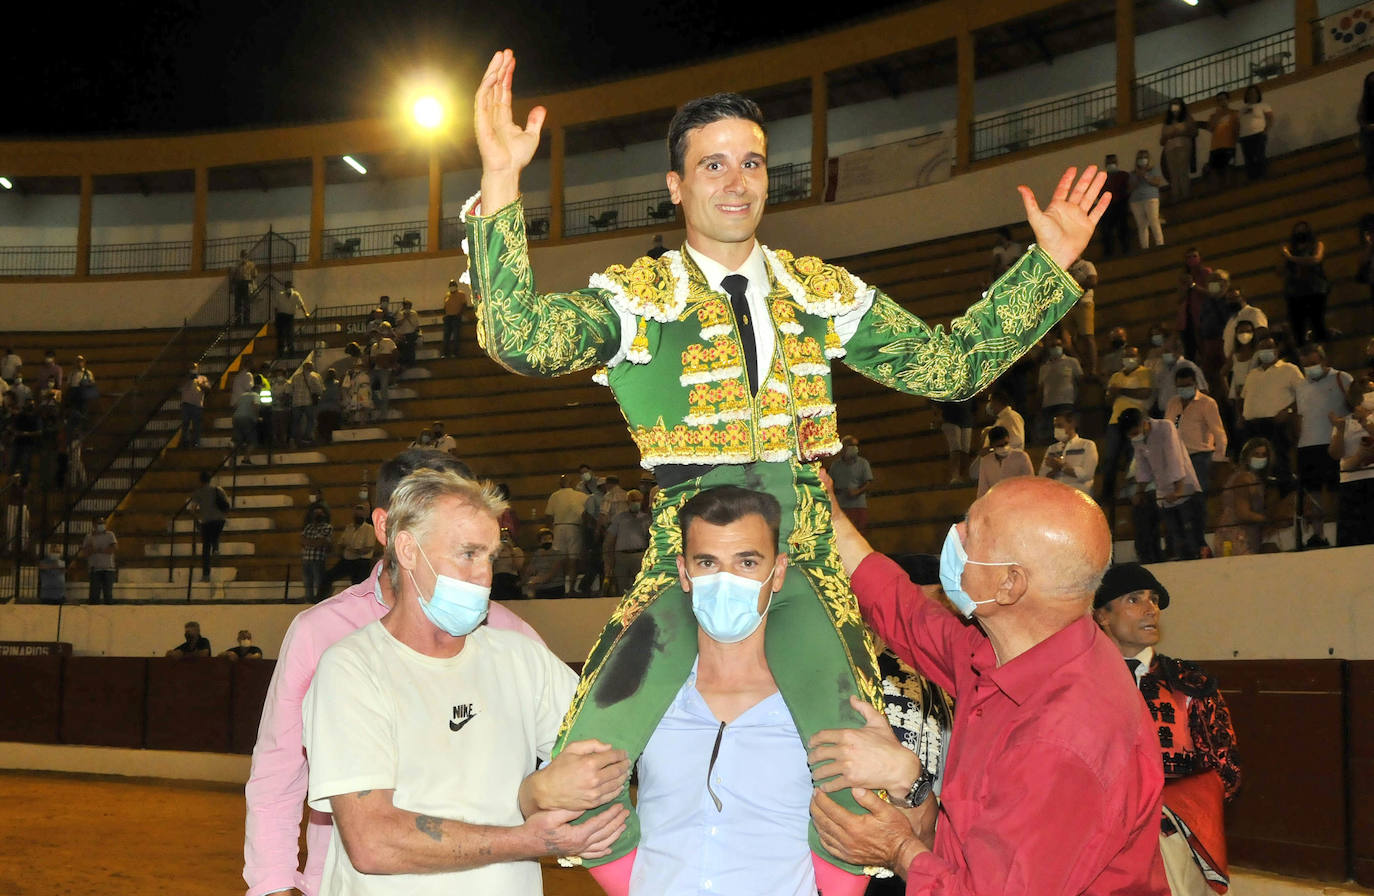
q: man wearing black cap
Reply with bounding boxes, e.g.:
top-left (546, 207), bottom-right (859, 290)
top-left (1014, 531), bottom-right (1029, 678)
top-left (1093, 563), bottom-right (1241, 895)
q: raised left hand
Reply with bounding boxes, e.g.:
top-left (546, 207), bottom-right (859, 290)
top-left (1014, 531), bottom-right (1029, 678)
top-left (1018, 167), bottom-right (1111, 271)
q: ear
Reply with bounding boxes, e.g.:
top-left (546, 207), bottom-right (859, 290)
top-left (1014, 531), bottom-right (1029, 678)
top-left (666, 170), bottom-right (683, 205)
top-left (372, 508), bottom-right (389, 547)
top-left (1091, 607), bottom-right (1110, 629)
top-left (676, 554), bottom-right (691, 593)
top-left (770, 553), bottom-right (789, 594)
top-left (393, 528), bottom-right (420, 573)
top-left (999, 565), bottom-right (1029, 607)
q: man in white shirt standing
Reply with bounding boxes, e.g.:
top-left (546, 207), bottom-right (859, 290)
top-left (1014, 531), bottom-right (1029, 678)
top-left (1241, 333), bottom-right (1303, 489)
top-left (1120, 408), bottom-right (1201, 562)
top-left (1295, 343), bottom-right (1352, 546)
top-left (303, 469), bottom-right (628, 896)
top-left (1039, 410), bottom-right (1098, 494)
top-left (274, 280), bottom-right (310, 358)
top-left (1164, 366), bottom-right (1227, 550)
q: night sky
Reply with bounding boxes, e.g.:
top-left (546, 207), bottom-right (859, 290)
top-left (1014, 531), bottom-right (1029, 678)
top-left (6, 0), bottom-right (915, 138)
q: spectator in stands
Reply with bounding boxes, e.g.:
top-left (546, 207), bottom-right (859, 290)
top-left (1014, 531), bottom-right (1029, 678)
top-left (1295, 344), bottom-right (1352, 548)
top-left (166, 621), bottom-right (211, 658)
top-left (36, 352), bottom-right (62, 395)
top-left (9, 373), bottom-right (31, 408)
top-left (273, 280), bottom-right (309, 357)
top-left (523, 526), bottom-right (564, 598)
top-left (1065, 257), bottom-right (1098, 374)
top-left (1359, 71), bottom-right (1374, 187)
top-left (341, 362), bottom-right (372, 425)
top-left (1165, 366), bottom-right (1227, 548)
top-left (301, 504), bottom-right (333, 602)
top-left (932, 398), bottom-right (975, 484)
top-left (495, 482), bottom-right (520, 538)
top-left (179, 362), bottom-right (210, 449)
top-left (393, 297), bottom-right (421, 367)
top-left (429, 421), bottom-right (457, 455)
top-left (303, 488), bottom-right (331, 527)
top-left (1034, 333), bottom-right (1082, 443)
top-left (316, 368), bottom-right (342, 443)
top-left (1100, 345), bottom-right (1153, 518)
top-left (230, 249), bottom-right (258, 325)
top-left (377, 294), bottom-right (396, 326)
top-left (78, 515), bottom-right (117, 605)
top-left (1240, 332), bottom-right (1301, 489)
top-left (492, 526), bottom-right (526, 601)
top-left (1129, 149), bottom-right (1167, 249)
top-left (981, 387), bottom-right (1025, 450)
top-left (1100, 326), bottom-right (1128, 377)
top-left (1220, 281), bottom-right (1267, 360)
top-left (1092, 565), bottom-right (1241, 895)
top-left (441, 279), bottom-right (468, 358)
top-left (2, 473), bottom-right (29, 556)
top-left (369, 323), bottom-right (398, 416)
top-left (326, 503), bottom-right (379, 587)
top-left (576, 463), bottom-right (599, 494)
top-left (1281, 220), bottom-right (1331, 343)
top-left (988, 226), bottom-right (1022, 281)
top-left (221, 630), bottom-right (264, 660)
top-left (1159, 99), bottom-right (1197, 204)
top-left (190, 470), bottom-right (230, 582)
top-left (253, 360), bottom-right (275, 447)
top-left (829, 435), bottom-right (875, 532)
top-left (546, 473), bottom-right (587, 595)
top-left (976, 425), bottom-right (1033, 497)
top-left (1, 346), bottom-right (20, 384)
top-left (231, 361), bottom-right (257, 406)
top-left (1331, 374), bottom-right (1374, 546)
top-left (1151, 334), bottom-right (1208, 417)
top-left (1039, 409), bottom-right (1098, 495)
top-left (1099, 153), bottom-right (1133, 257)
top-left (1216, 437), bottom-right (1281, 555)
top-left (65, 355), bottom-right (96, 426)
top-left (603, 488), bottom-right (650, 596)
top-left (1238, 85), bottom-right (1274, 180)
top-left (269, 368), bottom-right (291, 450)
top-left (288, 360), bottom-right (323, 447)
top-left (1175, 247), bottom-right (1217, 365)
top-left (231, 380), bottom-right (259, 462)
top-left (1201, 91), bottom-right (1239, 189)
top-left (1120, 407), bottom-right (1202, 561)
top-left (1222, 318), bottom-right (1260, 432)
top-left (364, 305), bottom-right (388, 339)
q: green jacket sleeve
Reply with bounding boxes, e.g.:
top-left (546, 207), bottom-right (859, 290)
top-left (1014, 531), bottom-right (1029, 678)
top-left (841, 244), bottom-right (1081, 400)
top-left (465, 197), bottom-right (622, 377)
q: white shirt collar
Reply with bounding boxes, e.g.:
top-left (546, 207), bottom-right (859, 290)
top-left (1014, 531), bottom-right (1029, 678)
top-left (1127, 646), bottom-right (1154, 686)
top-left (684, 241), bottom-right (768, 297)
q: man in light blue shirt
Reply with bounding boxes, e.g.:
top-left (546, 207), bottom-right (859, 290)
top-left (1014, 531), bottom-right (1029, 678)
top-left (631, 485), bottom-right (817, 895)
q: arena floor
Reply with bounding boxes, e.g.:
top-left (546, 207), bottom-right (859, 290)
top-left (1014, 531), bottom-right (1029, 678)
top-left (0, 771), bottom-right (602, 895)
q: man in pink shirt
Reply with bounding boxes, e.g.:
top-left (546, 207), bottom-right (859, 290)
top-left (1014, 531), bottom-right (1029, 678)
top-left (244, 449), bottom-right (549, 896)
top-left (811, 476), bottom-right (1166, 895)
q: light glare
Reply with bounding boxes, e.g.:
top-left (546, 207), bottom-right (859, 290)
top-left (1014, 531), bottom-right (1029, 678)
top-left (342, 155), bottom-right (367, 175)
top-left (413, 95), bottom-right (444, 130)
top-left (0, 177), bottom-right (11, 190)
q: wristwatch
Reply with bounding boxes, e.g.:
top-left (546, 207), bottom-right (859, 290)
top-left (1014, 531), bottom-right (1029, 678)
top-left (894, 768), bottom-right (935, 809)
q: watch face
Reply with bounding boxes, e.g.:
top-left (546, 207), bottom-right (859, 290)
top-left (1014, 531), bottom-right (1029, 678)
top-left (909, 771), bottom-right (935, 807)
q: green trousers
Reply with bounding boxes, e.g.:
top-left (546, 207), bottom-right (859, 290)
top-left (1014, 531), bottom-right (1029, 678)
top-left (554, 459), bottom-right (881, 874)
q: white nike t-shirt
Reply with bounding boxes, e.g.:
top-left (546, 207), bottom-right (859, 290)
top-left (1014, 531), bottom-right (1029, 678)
top-left (304, 621), bottom-right (578, 896)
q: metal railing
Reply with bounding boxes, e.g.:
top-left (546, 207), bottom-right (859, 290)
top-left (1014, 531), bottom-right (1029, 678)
top-left (0, 246), bottom-right (77, 276)
top-left (205, 231), bottom-right (309, 270)
top-left (320, 219), bottom-right (428, 259)
top-left (524, 206), bottom-right (552, 242)
top-left (973, 84), bottom-right (1118, 162)
top-left (1134, 29), bottom-right (1296, 119)
top-left (563, 187), bottom-right (677, 238)
top-left (769, 161), bottom-right (813, 204)
top-left (89, 239), bottom-right (193, 275)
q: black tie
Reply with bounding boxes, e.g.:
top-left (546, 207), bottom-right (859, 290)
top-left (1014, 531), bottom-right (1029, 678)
top-left (722, 274), bottom-right (758, 395)
top-left (1125, 658), bottom-right (1142, 677)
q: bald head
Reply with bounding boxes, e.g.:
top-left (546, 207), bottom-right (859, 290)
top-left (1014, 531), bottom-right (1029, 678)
top-left (972, 477), bottom-right (1110, 604)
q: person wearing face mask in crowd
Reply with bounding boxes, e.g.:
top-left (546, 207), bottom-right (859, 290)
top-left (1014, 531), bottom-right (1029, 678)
top-left (1219, 282), bottom-right (1267, 360)
top-left (78, 514), bottom-right (117, 605)
top-left (1238, 85), bottom-right (1274, 181)
top-left (1065, 257), bottom-right (1099, 374)
top-left (1294, 344), bottom-right (1352, 548)
top-left (1101, 345), bottom-right (1154, 526)
top-left (1221, 319), bottom-right (1260, 436)
top-left (1280, 221), bottom-right (1331, 343)
top-left (302, 488), bottom-right (330, 527)
top-left (1151, 334), bottom-right (1209, 418)
top-left (246, 450), bottom-right (545, 896)
top-left (976, 425), bottom-right (1034, 498)
top-left (1215, 437), bottom-right (1282, 555)
top-left (812, 475), bottom-right (1166, 893)
top-left (1100, 154), bottom-right (1134, 257)
top-left (1201, 91), bottom-right (1240, 191)
top-left (1164, 368), bottom-right (1227, 552)
top-left (301, 505), bottom-right (334, 603)
top-left (222, 630), bottom-right (265, 661)
top-left (1100, 326), bottom-right (1129, 377)
top-left (1039, 410), bottom-right (1098, 494)
top-left (1330, 375), bottom-right (1374, 546)
top-left (1120, 408), bottom-right (1202, 562)
top-left (603, 488), bottom-right (651, 596)
top-left (1160, 99), bottom-right (1197, 204)
top-left (302, 469), bottom-right (630, 896)
top-left (1174, 249), bottom-right (1214, 363)
top-left (1034, 333), bottom-right (1082, 443)
top-left (492, 527), bottom-right (526, 600)
top-left (1129, 149), bottom-right (1168, 249)
top-left (1240, 332), bottom-right (1302, 490)
top-left (522, 526), bottom-right (565, 598)
top-left (969, 390), bottom-right (1024, 483)
top-left (829, 435), bottom-right (875, 533)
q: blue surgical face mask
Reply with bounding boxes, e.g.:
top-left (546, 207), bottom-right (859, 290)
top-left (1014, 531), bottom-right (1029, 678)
top-left (409, 536), bottom-right (489, 637)
top-left (1177, 385), bottom-right (1196, 400)
top-left (689, 563), bottom-right (775, 643)
top-left (939, 526), bottom-right (1015, 619)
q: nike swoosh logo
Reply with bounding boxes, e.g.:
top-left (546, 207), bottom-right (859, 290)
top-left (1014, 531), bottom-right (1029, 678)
top-left (449, 715), bottom-right (476, 733)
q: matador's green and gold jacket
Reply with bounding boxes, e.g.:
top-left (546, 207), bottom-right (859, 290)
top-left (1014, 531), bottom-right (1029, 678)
top-left (462, 195), bottom-right (1081, 465)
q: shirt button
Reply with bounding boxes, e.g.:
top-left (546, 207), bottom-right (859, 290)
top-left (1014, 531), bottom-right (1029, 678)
top-left (704, 881), bottom-right (713, 890)
top-left (974, 709), bottom-right (983, 717)
top-left (710, 826), bottom-right (717, 835)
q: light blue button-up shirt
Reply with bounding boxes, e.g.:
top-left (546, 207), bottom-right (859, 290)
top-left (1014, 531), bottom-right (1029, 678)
top-left (630, 664), bottom-right (816, 896)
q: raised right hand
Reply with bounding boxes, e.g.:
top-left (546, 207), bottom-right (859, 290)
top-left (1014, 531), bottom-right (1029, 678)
top-left (475, 49), bottom-right (546, 208)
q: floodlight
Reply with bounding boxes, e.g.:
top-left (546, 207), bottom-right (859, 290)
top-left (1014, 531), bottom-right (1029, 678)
top-left (342, 155), bottom-right (367, 175)
top-left (413, 95), bottom-right (444, 130)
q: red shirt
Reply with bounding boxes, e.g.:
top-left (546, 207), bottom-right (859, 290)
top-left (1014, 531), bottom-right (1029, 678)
top-left (850, 553), bottom-right (1167, 896)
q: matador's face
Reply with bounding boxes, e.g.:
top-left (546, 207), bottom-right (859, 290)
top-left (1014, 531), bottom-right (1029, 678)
top-left (666, 117), bottom-right (768, 264)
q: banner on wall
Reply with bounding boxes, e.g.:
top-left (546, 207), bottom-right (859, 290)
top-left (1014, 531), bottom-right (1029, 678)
top-left (824, 131), bottom-right (953, 204)
top-left (1319, 3), bottom-right (1374, 61)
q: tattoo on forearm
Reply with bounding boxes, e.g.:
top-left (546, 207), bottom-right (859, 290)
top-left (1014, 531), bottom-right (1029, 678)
top-left (416, 815), bottom-right (444, 842)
